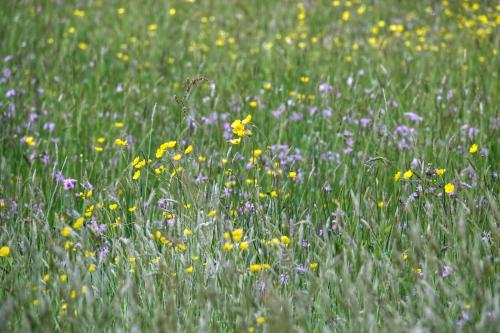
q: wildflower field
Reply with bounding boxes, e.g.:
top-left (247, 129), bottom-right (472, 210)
top-left (0, 0), bottom-right (499, 332)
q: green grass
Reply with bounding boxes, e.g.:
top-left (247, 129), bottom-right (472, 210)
top-left (0, 0), bottom-right (499, 332)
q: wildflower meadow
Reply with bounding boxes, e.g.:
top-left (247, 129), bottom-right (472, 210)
top-left (0, 0), bottom-right (499, 332)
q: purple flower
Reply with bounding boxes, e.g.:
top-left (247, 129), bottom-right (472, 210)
top-left (63, 178), bottom-right (77, 190)
top-left (288, 112), bottom-right (303, 122)
top-left (411, 158), bottom-right (420, 169)
top-left (359, 118), bottom-right (371, 127)
top-left (91, 220), bottom-right (107, 235)
top-left (441, 266), bottom-right (452, 277)
top-left (43, 122), bottom-right (56, 132)
top-left (393, 125), bottom-right (417, 150)
top-left (322, 108), bottom-right (332, 118)
top-left (98, 243), bottom-right (110, 261)
top-left (404, 112), bottom-right (423, 123)
top-left (319, 82), bottom-right (333, 94)
top-left (271, 104), bottom-right (285, 119)
top-left (6, 89), bottom-right (15, 97)
top-left (296, 265), bottom-right (308, 273)
top-left (278, 273), bottom-right (289, 285)
top-left (456, 311), bottom-right (469, 327)
top-left (3, 67), bottom-right (11, 78)
top-left (460, 124), bottom-right (479, 140)
top-left (40, 153), bottom-right (50, 165)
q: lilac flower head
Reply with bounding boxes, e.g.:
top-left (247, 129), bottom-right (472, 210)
top-left (91, 219), bottom-right (107, 235)
top-left (456, 311), bottom-right (469, 327)
top-left (359, 118), bottom-right (371, 127)
top-left (404, 112), bottom-right (423, 123)
top-left (460, 124), bottom-right (479, 140)
top-left (289, 112), bottom-right (303, 122)
top-left (318, 83), bottom-right (333, 94)
top-left (43, 122), bottom-right (56, 132)
top-left (63, 178), bottom-right (77, 190)
top-left (441, 266), bottom-right (452, 277)
top-left (278, 273), bottom-right (289, 285)
top-left (3, 67), bottom-right (11, 78)
top-left (54, 171), bottom-right (66, 182)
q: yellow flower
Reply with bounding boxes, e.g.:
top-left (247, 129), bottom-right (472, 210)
top-left (223, 242), bottom-right (234, 251)
top-left (0, 246), bottom-right (10, 257)
top-left (134, 159), bottom-right (146, 169)
top-left (185, 266), bottom-right (194, 273)
top-left (59, 274), bottom-right (67, 282)
top-left (155, 166), bottom-right (165, 174)
top-left (394, 171), bottom-right (401, 181)
top-left (469, 143), bottom-right (478, 154)
top-left (184, 145), bottom-right (193, 155)
top-left (117, 7), bottom-right (125, 15)
top-left (229, 138), bottom-right (241, 145)
top-left (73, 9), bottom-right (85, 17)
top-left (280, 235), bottom-right (290, 245)
top-left (155, 148), bottom-right (165, 158)
top-left (169, 8), bottom-right (176, 16)
top-left (207, 210), bottom-right (217, 218)
top-left (249, 101), bottom-right (258, 108)
top-left (183, 228), bottom-right (192, 236)
top-left (173, 154), bottom-right (182, 161)
top-left (129, 257), bottom-right (136, 263)
top-left (128, 206), bottom-right (136, 213)
top-left (231, 116), bottom-right (252, 137)
top-left (232, 228), bottom-right (243, 242)
top-left (341, 11), bottom-right (350, 21)
top-left (288, 171), bottom-right (297, 180)
top-left (73, 217), bottom-right (84, 229)
top-left (256, 316), bottom-right (267, 324)
top-left (239, 241), bottom-right (249, 251)
top-left (378, 201), bottom-right (384, 208)
top-left (436, 168), bottom-right (446, 176)
top-left (444, 183), bottom-right (455, 194)
top-left (132, 170), bottom-right (141, 180)
top-left (109, 204), bottom-right (118, 210)
top-left (24, 136), bottom-right (35, 146)
top-left (249, 264), bottom-right (261, 272)
top-left (115, 122), bottom-right (124, 128)
top-left (162, 140), bottom-right (177, 149)
top-left (78, 42), bottom-right (89, 50)
top-left (403, 170), bottom-right (413, 179)
top-left (148, 24), bottom-right (158, 31)
top-left (88, 264), bottom-right (96, 272)
top-left (61, 227), bottom-right (72, 237)
top-left (115, 138), bottom-right (128, 146)
top-left (309, 262), bottom-right (318, 270)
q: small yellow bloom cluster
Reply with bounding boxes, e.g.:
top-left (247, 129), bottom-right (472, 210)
top-left (156, 140), bottom-right (177, 158)
top-left (231, 115), bottom-right (252, 138)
